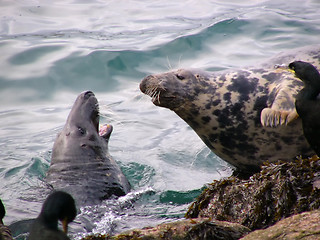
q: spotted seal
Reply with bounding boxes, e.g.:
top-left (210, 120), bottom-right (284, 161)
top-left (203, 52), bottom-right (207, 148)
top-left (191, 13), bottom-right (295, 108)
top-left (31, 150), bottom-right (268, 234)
top-left (140, 45), bottom-right (320, 176)
top-left (46, 91), bottom-right (131, 206)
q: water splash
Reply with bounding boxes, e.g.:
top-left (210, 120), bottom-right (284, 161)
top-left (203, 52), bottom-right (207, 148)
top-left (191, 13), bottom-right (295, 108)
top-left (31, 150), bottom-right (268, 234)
top-left (72, 187), bottom-right (155, 239)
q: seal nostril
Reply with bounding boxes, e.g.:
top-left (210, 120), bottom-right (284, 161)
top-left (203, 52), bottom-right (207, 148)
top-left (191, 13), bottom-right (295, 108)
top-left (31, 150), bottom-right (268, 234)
top-left (83, 91), bottom-right (95, 99)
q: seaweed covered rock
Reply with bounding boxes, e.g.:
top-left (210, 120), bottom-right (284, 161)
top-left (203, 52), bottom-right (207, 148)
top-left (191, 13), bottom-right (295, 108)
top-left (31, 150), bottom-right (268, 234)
top-left (82, 218), bottom-right (250, 240)
top-left (82, 235), bottom-right (107, 240)
top-left (186, 157), bottom-right (320, 230)
top-left (241, 209), bottom-right (320, 240)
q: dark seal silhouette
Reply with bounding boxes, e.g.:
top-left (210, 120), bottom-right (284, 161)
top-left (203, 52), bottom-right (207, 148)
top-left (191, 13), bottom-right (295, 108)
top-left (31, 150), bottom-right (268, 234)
top-left (46, 91), bottom-right (131, 206)
top-left (28, 191), bottom-right (76, 240)
top-left (0, 199), bottom-right (13, 240)
top-left (289, 61), bottom-right (320, 156)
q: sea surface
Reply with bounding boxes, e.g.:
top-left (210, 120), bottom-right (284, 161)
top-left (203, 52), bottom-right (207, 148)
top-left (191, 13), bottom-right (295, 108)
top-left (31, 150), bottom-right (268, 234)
top-left (0, 0), bottom-right (320, 238)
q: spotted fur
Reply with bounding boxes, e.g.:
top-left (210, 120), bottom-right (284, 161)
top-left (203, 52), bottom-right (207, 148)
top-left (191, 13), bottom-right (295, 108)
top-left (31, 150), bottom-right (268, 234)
top-left (140, 45), bottom-right (320, 175)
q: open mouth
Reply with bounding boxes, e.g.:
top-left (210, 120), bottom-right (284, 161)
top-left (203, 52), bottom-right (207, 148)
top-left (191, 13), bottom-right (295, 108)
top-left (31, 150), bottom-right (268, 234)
top-left (99, 123), bottom-right (113, 139)
top-left (82, 91), bottom-right (113, 140)
top-left (94, 106), bottom-right (113, 140)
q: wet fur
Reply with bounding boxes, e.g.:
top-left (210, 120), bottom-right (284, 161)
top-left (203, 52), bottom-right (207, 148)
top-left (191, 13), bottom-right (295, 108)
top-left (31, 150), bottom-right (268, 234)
top-left (140, 45), bottom-right (320, 175)
top-left (46, 91), bottom-right (130, 206)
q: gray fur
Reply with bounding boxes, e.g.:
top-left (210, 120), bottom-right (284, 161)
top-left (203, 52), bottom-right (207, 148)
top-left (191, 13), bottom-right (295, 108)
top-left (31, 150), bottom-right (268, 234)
top-left (140, 45), bottom-right (320, 174)
top-left (46, 91), bottom-right (130, 206)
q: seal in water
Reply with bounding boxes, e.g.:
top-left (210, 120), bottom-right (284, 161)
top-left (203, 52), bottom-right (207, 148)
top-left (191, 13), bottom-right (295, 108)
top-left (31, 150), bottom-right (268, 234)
top-left (46, 91), bottom-right (131, 206)
top-left (289, 61), bottom-right (320, 156)
top-left (140, 45), bottom-right (320, 176)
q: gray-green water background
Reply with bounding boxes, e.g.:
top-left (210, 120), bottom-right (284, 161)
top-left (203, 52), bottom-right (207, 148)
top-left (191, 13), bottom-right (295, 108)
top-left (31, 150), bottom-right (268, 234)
top-left (1, 0), bottom-right (320, 238)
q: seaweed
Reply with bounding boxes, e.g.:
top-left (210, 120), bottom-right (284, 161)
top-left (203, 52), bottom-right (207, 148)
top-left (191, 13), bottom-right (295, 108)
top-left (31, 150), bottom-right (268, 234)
top-left (186, 156), bottom-right (320, 230)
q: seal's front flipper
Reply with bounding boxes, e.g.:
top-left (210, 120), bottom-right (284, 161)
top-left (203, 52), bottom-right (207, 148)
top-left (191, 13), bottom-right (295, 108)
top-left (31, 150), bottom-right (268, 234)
top-left (261, 108), bottom-right (298, 127)
top-left (261, 75), bottom-right (300, 127)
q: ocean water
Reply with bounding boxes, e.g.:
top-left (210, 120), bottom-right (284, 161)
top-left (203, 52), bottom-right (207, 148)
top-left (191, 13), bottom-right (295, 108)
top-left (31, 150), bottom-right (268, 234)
top-left (0, 0), bottom-right (320, 238)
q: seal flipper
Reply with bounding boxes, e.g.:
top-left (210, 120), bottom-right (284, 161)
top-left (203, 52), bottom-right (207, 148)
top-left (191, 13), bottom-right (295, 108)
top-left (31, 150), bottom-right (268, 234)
top-left (261, 74), bottom-right (300, 127)
top-left (261, 108), bottom-right (298, 127)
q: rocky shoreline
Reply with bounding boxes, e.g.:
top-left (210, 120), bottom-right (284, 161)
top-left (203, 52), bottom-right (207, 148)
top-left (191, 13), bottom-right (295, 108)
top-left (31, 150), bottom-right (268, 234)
top-left (83, 156), bottom-right (320, 240)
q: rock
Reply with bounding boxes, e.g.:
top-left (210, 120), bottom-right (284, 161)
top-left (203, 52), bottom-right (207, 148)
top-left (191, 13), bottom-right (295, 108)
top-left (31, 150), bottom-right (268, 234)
top-left (241, 209), bottom-right (320, 240)
top-left (82, 235), bottom-right (107, 240)
top-left (82, 218), bottom-right (251, 240)
top-left (83, 157), bottom-right (320, 239)
top-left (186, 157), bottom-right (320, 230)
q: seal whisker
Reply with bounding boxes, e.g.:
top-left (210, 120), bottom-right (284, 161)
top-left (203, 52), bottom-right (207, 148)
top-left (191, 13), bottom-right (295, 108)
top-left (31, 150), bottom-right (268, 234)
top-left (156, 91), bottom-right (161, 104)
top-left (150, 90), bottom-right (156, 101)
top-left (149, 90), bottom-right (156, 98)
top-left (151, 87), bottom-right (157, 96)
top-left (145, 89), bottom-right (151, 97)
top-left (145, 86), bottom-right (157, 97)
top-left (148, 86), bottom-right (158, 99)
top-left (151, 90), bottom-right (160, 103)
top-left (139, 45), bottom-right (320, 176)
top-left (145, 86), bottom-right (152, 95)
top-left (158, 79), bottom-right (165, 86)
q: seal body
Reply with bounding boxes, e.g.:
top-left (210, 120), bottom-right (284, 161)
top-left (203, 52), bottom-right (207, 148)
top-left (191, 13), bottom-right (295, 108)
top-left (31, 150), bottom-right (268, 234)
top-left (140, 45), bottom-right (320, 175)
top-left (46, 91), bottom-right (130, 206)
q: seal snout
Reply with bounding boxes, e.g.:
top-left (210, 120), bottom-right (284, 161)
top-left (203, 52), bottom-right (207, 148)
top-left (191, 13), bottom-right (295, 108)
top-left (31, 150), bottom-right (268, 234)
top-left (139, 75), bottom-right (153, 94)
top-left (140, 72), bottom-right (187, 110)
top-left (140, 75), bottom-right (166, 96)
top-left (83, 90), bottom-right (95, 99)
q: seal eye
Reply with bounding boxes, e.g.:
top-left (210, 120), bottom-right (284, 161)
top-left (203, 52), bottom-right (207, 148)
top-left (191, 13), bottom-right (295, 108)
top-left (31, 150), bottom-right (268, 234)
top-left (78, 127), bottom-right (85, 135)
top-left (176, 74), bottom-right (185, 80)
